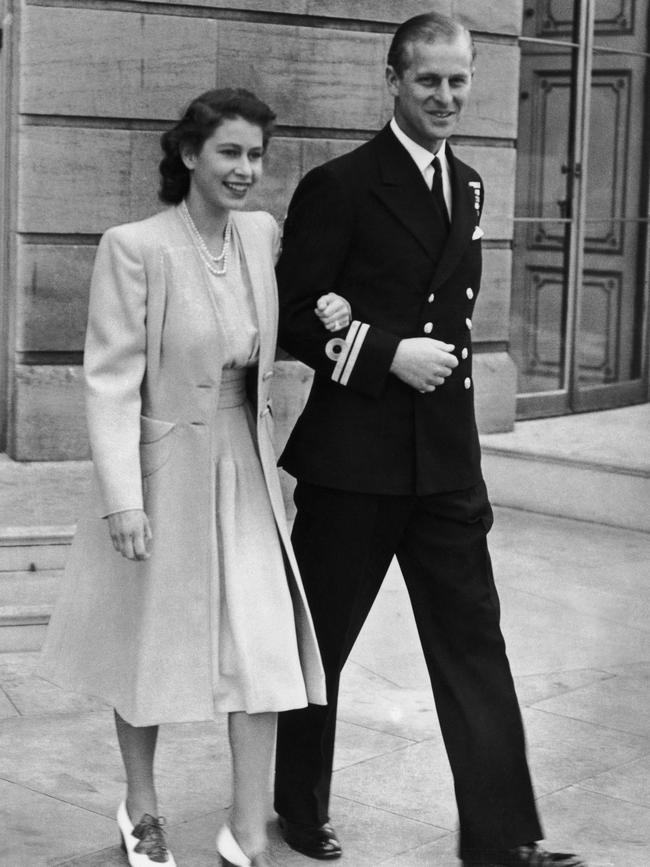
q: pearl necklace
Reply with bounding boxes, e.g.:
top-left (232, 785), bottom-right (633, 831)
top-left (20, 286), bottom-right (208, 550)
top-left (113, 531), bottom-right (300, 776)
top-left (180, 200), bottom-right (232, 276)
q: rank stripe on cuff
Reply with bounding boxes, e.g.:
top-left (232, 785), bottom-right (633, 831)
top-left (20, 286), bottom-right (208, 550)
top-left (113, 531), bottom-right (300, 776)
top-left (330, 320), bottom-right (369, 385)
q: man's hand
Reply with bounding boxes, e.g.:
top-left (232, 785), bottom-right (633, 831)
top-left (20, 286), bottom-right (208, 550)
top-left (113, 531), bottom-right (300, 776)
top-left (314, 293), bottom-right (352, 332)
top-left (390, 338), bottom-right (458, 392)
top-left (107, 509), bottom-right (153, 561)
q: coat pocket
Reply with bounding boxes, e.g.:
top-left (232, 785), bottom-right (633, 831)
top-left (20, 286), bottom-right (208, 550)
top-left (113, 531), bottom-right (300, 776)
top-left (139, 414), bottom-right (177, 479)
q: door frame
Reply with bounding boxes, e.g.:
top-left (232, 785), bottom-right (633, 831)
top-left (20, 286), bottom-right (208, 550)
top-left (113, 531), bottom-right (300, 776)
top-left (0, 0), bottom-right (17, 451)
top-left (514, 0), bottom-right (650, 418)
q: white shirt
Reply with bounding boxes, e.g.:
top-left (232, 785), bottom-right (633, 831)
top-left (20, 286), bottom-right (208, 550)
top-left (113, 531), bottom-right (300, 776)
top-left (389, 116), bottom-right (452, 219)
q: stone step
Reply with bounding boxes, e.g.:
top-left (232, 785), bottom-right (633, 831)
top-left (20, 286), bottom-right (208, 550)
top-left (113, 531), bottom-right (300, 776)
top-left (0, 603), bottom-right (51, 628)
top-left (482, 448), bottom-right (650, 533)
top-left (0, 526), bottom-right (74, 572)
top-left (0, 528), bottom-right (71, 652)
top-left (481, 412), bottom-right (650, 533)
top-left (0, 569), bottom-right (62, 606)
top-left (0, 598), bottom-right (53, 652)
top-left (0, 569), bottom-right (62, 652)
top-left (0, 613), bottom-right (49, 652)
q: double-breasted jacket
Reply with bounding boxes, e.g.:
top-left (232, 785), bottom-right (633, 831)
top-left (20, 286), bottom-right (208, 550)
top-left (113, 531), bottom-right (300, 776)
top-left (278, 124), bottom-right (486, 495)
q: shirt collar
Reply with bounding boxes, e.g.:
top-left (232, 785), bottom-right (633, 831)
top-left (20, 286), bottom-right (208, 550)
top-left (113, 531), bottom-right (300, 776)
top-left (389, 117), bottom-right (448, 175)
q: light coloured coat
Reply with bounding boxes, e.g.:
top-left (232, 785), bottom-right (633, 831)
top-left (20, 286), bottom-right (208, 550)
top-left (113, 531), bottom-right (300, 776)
top-left (40, 207), bottom-right (326, 725)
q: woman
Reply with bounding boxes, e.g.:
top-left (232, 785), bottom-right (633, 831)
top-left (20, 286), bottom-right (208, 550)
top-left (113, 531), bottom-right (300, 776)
top-left (40, 88), bottom-right (350, 867)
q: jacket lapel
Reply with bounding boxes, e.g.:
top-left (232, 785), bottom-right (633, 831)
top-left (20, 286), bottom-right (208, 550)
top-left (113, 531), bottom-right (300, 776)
top-left (371, 127), bottom-right (478, 285)
top-left (372, 125), bottom-right (445, 262)
top-left (430, 146), bottom-right (478, 288)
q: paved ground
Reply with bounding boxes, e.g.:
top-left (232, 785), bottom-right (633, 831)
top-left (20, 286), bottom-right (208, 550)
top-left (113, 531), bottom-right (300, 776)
top-left (1, 506), bottom-right (649, 866)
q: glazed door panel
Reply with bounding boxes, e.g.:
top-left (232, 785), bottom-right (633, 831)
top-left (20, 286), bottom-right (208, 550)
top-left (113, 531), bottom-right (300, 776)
top-left (511, 0), bottom-right (650, 416)
top-left (511, 18), bottom-right (577, 407)
top-left (576, 6), bottom-right (649, 406)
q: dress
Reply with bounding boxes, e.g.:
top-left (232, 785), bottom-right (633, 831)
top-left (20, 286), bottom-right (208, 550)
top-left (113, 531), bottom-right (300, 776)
top-left (39, 208), bottom-right (326, 724)
top-left (208, 243), bottom-right (305, 712)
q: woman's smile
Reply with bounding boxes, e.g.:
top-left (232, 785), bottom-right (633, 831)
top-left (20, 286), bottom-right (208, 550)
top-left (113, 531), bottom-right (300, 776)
top-left (183, 117), bottom-right (265, 216)
top-left (223, 179), bottom-right (252, 197)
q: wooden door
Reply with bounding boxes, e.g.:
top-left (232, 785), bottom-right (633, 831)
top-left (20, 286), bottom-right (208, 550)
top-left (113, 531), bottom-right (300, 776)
top-left (510, 0), bottom-right (649, 416)
top-left (510, 6), bottom-right (577, 407)
top-left (576, 0), bottom-right (649, 408)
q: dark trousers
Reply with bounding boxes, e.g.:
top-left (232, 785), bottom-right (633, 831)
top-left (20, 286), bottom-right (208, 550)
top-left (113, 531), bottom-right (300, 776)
top-left (274, 480), bottom-right (542, 858)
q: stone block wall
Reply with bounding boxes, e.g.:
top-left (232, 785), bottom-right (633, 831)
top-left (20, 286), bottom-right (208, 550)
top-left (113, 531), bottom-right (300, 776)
top-left (1, 0), bottom-right (523, 459)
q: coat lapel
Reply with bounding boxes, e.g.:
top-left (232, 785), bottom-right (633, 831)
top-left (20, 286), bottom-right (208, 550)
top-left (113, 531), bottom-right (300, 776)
top-left (430, 146), bottom-right (478, 289)
top-left (372, 125), bottom-right (445, 262)
top-left (371, 127), bottom-right (479, 285)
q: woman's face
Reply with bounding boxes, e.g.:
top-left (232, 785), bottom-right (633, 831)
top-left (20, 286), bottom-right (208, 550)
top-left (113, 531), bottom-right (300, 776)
top-left (183, 116), bottom-right (265, 213)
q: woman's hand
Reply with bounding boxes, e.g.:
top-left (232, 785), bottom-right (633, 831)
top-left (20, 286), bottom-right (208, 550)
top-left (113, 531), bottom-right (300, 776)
top-left (107, 509), bottom-right (153, 561)
top-left (314, 293), bottom-right (351, 332)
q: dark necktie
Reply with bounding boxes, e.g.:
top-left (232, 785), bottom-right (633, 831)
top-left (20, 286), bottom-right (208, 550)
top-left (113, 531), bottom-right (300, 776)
top-left (431, 155), bottom-right (450, 232)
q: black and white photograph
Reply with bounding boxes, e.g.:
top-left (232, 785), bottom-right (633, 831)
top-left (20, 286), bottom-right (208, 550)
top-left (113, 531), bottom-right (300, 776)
top-left (0, 2), bottom-right (648, 865)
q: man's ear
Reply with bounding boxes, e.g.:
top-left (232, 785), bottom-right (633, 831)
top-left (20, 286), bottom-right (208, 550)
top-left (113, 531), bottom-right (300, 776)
top-left (385, 64), bottom-right (400, 97)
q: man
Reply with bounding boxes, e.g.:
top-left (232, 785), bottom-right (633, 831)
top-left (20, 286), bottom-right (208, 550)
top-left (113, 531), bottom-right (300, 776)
top-left (274, 13), bottom-right (585, 867)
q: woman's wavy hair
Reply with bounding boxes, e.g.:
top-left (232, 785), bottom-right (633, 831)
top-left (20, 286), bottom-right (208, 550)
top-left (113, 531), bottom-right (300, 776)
top-left (159, 88), bottom-right (276, 204)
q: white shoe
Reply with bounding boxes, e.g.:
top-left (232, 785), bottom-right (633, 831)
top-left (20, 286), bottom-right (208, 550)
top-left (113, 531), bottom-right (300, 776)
top-left (216, 825), bottom-right (251, 867)
top-left (216, 826), bottom-right (273, 867)
top-left (117, 801), bottom-right (177, 866)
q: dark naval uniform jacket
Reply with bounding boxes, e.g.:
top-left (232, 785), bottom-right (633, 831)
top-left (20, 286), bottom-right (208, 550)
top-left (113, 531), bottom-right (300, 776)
top-left (278, 123), bottom-right (485, 496)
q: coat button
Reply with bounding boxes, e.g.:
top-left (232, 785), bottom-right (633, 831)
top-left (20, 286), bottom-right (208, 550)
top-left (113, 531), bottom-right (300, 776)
top-left (428, 293), bottom-right (435, 303)
top-left (465, 318), bottom-right (472, 330)
top-left (423, 322), bottom-right (433, 334)
top-left (466, 287), bottom-right (474, 300)
top-left (461, 347), bottom-right (468, 360)
top-left (464, 377), bottom-right (472, 389)
top-left (260, 406), bottom-right (271, 417)
top-left (262, 370), bottom-right (274, 381)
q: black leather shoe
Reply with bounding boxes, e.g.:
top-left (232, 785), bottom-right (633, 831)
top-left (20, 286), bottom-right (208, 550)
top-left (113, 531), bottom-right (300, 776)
top-left (277, 816), bottom-right (342, 860)
top-left (462, 843), bottom-right (587, 866)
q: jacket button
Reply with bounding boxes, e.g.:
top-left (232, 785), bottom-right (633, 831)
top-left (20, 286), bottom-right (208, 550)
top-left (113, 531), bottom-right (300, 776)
top-left (461, 347), bottom-right (468, 360)
top-left (464, 377), bottom-right (472, 389)
top-left (465, 318), bottom-right (472, 330)
top-left (260, 406), bottom-right (271, 417)
top-left (428, 293), bottom-right (435, 303)
top-left (423, 322), bottom-right (433, 334)
top-left (466, 287), bottom-right (474, 300)
top-left (262, 370), bottom-right (274, 381)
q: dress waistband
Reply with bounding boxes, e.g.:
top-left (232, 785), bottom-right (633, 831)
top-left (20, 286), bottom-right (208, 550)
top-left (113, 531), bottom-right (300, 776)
top-left (218, 367), bottom-right (247, 409)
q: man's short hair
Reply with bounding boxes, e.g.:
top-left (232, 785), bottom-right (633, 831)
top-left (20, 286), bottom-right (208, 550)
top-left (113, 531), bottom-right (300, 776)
top-left (387, 12), bottom-right (475, 76)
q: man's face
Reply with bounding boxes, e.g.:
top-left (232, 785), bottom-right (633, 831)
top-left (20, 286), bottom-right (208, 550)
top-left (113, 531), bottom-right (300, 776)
top-left (386, 35), bottom-right (474, 152)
